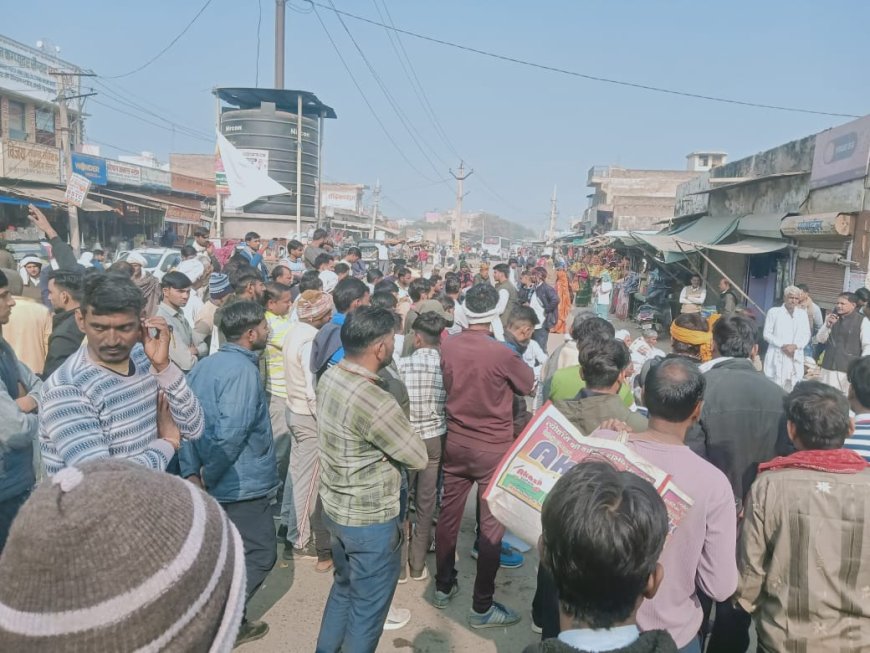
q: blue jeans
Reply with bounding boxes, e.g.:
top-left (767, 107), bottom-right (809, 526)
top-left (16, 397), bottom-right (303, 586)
top-left (316, 513), bottom-right (403, 653)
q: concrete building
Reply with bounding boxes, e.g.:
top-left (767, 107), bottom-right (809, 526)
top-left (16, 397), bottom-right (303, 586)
top-left (577, 152), bottom-right (725, 232)
top-left (643, 114), bottom-right (870, 312)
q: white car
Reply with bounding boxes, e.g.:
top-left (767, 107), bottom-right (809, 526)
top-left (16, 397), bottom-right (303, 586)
top-left (115, 248), bottom-right (181, 281)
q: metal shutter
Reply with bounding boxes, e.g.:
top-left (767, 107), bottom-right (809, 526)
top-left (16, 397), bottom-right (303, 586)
top-left (794, 256), bottom-right (846, 309)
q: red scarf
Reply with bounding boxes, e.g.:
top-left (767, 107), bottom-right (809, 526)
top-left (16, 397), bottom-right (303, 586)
top-left (759, 448), bottom-right (868, 475)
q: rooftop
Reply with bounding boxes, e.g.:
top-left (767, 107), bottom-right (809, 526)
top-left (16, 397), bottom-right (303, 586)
top-left (215, 88), bottom-right (337, 119)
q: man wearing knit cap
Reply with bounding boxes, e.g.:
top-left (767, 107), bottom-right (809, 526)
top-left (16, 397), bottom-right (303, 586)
top-left (195, 272), bottom-right (233, 354)
top-left (0, 459), bottom-right (248, 651)
top-left (180, 300), bottom-right (278, 645)
top-left (176, 257), bottom-right (207, 330)
top-left (279, 289), bottom-right (334, 569)
top-left (0, 270), bottom-right (42, 553)
top-left (39, 274), bottom-right (205, 476)
top-left (435, 283), bottom-right (535, 628)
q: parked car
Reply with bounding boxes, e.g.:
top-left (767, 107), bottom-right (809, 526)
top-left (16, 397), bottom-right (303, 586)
top-left (115, 248), bottom-right (181, 281)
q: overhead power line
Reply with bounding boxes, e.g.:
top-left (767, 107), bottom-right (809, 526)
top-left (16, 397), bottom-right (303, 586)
top-left (311, 4), bottom-right (444, 184)
top-left (91, 98), bottom-right (212, 143)
top-left (308, 1), bottom-right (861, 119)
top-left (324, 0), bottom-right (451, 186)
top-left (102, 0), bottom-right (216, 79)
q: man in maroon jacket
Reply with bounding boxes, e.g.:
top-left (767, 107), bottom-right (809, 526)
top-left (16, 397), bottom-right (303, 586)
top-left (434, 283), bottom-right (535, 629)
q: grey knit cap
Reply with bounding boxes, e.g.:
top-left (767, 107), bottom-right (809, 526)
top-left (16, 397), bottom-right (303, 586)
top-left (0, 459), bottom-right (246, 652)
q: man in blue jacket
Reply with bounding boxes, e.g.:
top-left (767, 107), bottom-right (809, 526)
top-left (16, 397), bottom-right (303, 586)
top-left (180, 300), bottom-right (278, 647)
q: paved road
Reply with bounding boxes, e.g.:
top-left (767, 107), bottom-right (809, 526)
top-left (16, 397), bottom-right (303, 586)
top-left (244, 492), bottom-right (540, 653)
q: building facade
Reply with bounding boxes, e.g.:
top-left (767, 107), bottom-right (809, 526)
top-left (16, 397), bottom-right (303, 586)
top-left (577, 152), bottom-right (723, 233)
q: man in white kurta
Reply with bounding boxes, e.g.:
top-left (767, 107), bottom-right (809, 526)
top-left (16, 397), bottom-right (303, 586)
top-left (815, 292), bottom-right (870, 394)
top-left (763, 287), bottom-right (811, 391)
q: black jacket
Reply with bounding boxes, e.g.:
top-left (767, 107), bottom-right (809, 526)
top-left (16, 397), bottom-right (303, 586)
top-left (42, 309), bottom-right (84, 379)
top-left (685, 357), bottom-right (793, 511)
top-left (535, 282), bottom-right (560, 330)
top-left (523, 630), bottom-right (676, 653)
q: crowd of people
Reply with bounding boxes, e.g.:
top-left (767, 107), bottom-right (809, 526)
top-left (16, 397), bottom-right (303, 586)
top-left (0, 210), bottom-right (868, 653)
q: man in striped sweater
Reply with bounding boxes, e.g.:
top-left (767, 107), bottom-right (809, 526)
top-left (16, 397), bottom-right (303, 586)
top-left (38, 274), bottom-right (204, 475)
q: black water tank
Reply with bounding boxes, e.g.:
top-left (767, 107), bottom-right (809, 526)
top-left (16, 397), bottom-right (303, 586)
top-left (220, 102), bottom-right (319, 217)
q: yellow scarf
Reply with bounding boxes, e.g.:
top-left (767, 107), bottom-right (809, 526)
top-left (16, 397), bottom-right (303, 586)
top-left (670, 313), bottom-right (720, 362)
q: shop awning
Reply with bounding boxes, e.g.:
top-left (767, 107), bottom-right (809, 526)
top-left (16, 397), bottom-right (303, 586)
top-left (632, 216), bottom-right (738, 263)
top-left (702, 238), bottom-right (789, 255)
top-left (737, 213), bottom-right (788, 239)
top-left (0, 185), bottom-right (114, 212)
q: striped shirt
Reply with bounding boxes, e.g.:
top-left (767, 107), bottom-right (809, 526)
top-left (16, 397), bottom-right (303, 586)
top-left (264, 311), bottom-right (291, 398)
top-left (847, 413), bottom-right (870, 462)
top-left (39, 345), bottom-right (205, 475)
top-left (397, 347), bottom-right (446, 440)
top-left (317, 359), bottom-right (427, 527)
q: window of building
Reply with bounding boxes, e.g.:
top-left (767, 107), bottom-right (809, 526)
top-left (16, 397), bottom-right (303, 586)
top-left (7, 101), bottom-right (26, 140)
top-left (35, 108), bottom-right (56, 146)
top-left (699, 155), bottom-right (709, 167)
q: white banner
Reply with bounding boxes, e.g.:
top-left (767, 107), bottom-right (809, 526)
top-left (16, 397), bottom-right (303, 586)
top-left (64, 173), bottom-right (92, 208)
top-left (216, 133), bottom-right (291, 209)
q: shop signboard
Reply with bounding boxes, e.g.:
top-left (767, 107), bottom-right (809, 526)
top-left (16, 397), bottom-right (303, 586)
top-left (141, 166), bottom-right (171, 190)
top-left (322, 183), bottom-right (362, 212)
top-left (106, 159), bottom-right (142, 186)
top-left (0, 141), bottom-right (61, 184)
top-left (0, 35), bottom-right (79, 104)
top-left (811, 115), bottom-right (870, 190)
top-left (165, 204), bottom-right (202, 224)
top-left (71, 153), bottom-right (107, 186)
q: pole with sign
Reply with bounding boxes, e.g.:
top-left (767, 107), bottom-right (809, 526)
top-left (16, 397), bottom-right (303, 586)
top-left (64, 173), bottom-right (91, 208)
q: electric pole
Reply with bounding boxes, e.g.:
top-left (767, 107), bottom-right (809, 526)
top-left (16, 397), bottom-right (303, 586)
top-left (51, 69), bottom-right (95, 256)
top-left (450, 161), bottom-right (473, 252)
top-left (275, 0), bottom-right (286, 88)
top-left (369, 179), bottom-right (380, 239)
top-left (548, 185), bottom-right (558, 244)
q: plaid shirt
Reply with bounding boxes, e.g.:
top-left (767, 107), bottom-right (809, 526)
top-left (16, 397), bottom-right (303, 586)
top-left (397, 348), bottom-right (447, 440)
top-left (317, 359), bottom-right (427, 527)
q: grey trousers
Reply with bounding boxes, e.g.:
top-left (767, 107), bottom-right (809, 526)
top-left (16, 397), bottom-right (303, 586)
top-left (222, 495), bottom-right (278, 601)
top-left (409, 436), bottom-right (444, 572)
top-left (283, 411), bottom-right (321, 548)
top-left (267, 393), bottom-right (292, 504)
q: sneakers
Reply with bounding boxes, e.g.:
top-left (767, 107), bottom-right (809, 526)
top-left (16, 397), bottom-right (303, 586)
top-left (409, 565), bottom-right (429, 581)
top-left (470, 542), bottom-right (524, 569)
top-left (234, 620), bottom-right (269, 646)
top-left (382, 606), bottom-right (411, 631)
top-left (283, 541), bottom-right (317, 561)
top-left (530, 610), bottom-right (543, 634)
top-left (432, 580), bottom-right (459, 609)
top-left (468, 602), bottom-right (521, 629)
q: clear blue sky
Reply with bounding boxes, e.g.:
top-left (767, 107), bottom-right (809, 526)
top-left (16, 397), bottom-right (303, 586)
top-left (6, 0), bottom-right (869, 231)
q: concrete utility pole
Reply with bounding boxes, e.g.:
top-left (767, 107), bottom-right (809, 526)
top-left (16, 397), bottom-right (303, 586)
top-left (51, 69), bottom-right (95, 256)
top-left (275, 0), bottom-right (286, 89)
top-left (450, 161), bottom-right (473, 251)
top-left (548, 185), bottom-right (558, 244)
top-left (369, 179), bottom-right (380, 239)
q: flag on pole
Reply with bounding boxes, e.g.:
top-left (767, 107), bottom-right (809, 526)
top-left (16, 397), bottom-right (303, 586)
top-left (216, 132), bottom-right (291, 209)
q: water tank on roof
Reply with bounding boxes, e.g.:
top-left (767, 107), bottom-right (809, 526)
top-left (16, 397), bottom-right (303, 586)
top-left (220, 102), bottom-right (320, 217)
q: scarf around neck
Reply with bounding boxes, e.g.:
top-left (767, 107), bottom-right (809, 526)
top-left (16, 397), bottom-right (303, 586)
top-left (759, 448), bottom-right (868, 475)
